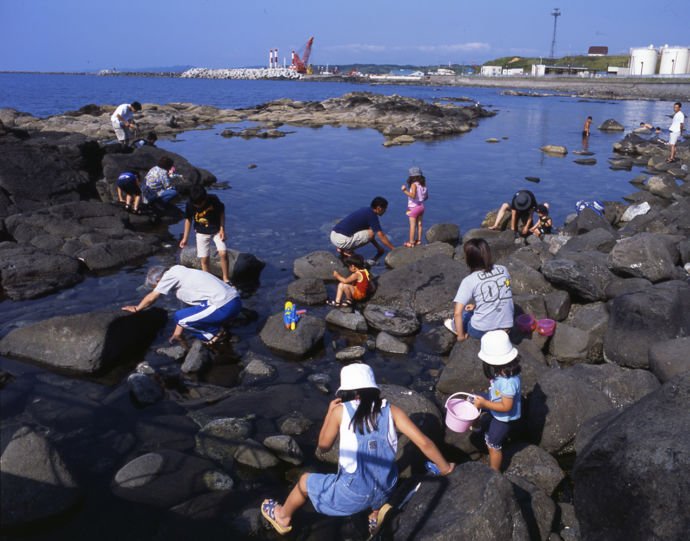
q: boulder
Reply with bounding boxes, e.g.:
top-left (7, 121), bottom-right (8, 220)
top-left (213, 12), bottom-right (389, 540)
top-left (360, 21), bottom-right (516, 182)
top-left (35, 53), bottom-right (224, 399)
top-left (363, 304), bottom-right (420, 336)
top-left (559, 227), bottom-right (616, 254)
top-left (572, 373), bottom-right (690, 541)
top-left (286, 277), bottom-right (328, 305)
top-left (127, 373), bottom-right (165, 405)
top-left (425, 223), bottom-right (459, 245)
top-left (0, 242), bottom-right (83, 300)
top-left (509, 477), bottom-right (558, 541)
top-left (195, 417), bottom-right (253, 469)
top-left (384, 242), bottom-right (454, 269)
top-left (597, 118), bottom-right (624, 131)
top-left (646, 174), bottom-right (680, 199)
top-left (391, 462), bottom-right (529, 540)
top-left (648, 336), bottom-right (690, 383)
top-left (325, 309), bottom-right (368, 332)
top-left (603, 280), bottom-right (690, 369)
top-left (0, 426), bottom-right (82, 528)
top-left (563, 302), bottom-right (609, 362)
top-left (0, 308), bottom-right (167, 374)
top-left (234, 439), bottom-right (279, 469)
top-left (566, 363), bottom-right (660, 408)
top-left (544, 290), bottom-right (571, 321)
top-left (604, 276), bottom-right (652, 298)
top-left (262, 435), bottom-right (304, 465)
top-left (503, 259), bottom-right (553, 296)
top-left (293, 250), bottom-right (347, 280)
top-left (549, 322), bottom-right (590, 364)
top-left (541, 251), bottom-right (615, 302)
top-left (259, 313), bottom-right (325, 358)
top-left (418, 325), bottom-right (456, 355)
top-left (503, 442), bottom-right (565, 496)
top-left (620, 201), bottom-right (651, 222)
top-left (540, 144), bottom-right (567, 155)
top-left (179, 246), bottom-right (265, 283)
top-left (181, 340), bottom-right (211, 373)
top-left (112, 449), bottom-right (225, 508)
top-left (437, 339), bottom-right (485, 395)
top-left (334, 345), bottom-right (366, 361)
top-left (608, 232), bottom-right (679, 282)
top-left (135, 414), bottom-right (199, 452)
top-left (375, 331), bottom-right (410, 354)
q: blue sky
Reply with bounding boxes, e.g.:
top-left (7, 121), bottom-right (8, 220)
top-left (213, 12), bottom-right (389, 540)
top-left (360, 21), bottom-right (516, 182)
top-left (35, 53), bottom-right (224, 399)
top-left (0, 0), bottom-right (687, 71)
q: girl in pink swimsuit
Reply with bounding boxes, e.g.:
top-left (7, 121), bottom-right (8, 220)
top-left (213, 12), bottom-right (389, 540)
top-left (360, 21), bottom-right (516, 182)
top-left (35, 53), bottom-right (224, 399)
top-left (401, 166), bottom-right (428, 247)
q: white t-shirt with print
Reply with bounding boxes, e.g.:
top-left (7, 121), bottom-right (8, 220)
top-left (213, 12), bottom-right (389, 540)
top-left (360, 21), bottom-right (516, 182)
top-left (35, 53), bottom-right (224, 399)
top-left (155, 265), bottom-right (238, 307)
top-left (453, 265), bottom-right (514, 331)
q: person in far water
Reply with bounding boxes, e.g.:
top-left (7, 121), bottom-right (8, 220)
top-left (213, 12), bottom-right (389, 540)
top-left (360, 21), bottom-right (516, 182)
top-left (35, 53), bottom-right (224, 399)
top-left (582, 116), bottom-right (592, 151)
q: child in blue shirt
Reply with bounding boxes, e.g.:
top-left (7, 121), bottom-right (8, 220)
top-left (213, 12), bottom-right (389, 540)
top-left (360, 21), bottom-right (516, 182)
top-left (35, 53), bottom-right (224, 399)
top-left (471, 330), bottom-right (521, 472)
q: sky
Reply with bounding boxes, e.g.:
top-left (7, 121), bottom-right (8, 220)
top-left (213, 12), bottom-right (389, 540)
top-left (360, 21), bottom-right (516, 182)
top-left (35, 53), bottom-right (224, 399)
top-left (0, 0), bottom-right (688, 71)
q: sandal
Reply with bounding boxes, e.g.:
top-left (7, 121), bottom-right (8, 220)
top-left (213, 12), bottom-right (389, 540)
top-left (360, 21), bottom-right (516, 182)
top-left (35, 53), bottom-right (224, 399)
top-left (415, 241), bottom-right (422, 246)
top-left (341, 299), bottom-right (353, 307)
top-left (205, 328), bottom-right (226, 346)
top-left (403, 242), bottom-right (414, 248)
top-left (260, 499), bottom-right (292, 535)
top-left (326, 299), bottom-right (342, 307)
top-left (368, 503), bottom-right (392, 536)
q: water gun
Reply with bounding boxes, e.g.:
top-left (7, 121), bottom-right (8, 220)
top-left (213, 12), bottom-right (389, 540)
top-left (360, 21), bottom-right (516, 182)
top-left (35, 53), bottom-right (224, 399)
top-left (283, 302), bottom-right (306, 330)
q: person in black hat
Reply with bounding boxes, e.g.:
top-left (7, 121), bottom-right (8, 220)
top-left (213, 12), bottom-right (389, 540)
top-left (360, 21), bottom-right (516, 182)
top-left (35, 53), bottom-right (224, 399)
top-left (488, 190), bottom-right (538, 235)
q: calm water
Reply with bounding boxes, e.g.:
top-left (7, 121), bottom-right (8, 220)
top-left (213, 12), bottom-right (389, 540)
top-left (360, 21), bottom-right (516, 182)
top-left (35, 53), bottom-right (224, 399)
top-left (0, 73), bottom-right (674, 347)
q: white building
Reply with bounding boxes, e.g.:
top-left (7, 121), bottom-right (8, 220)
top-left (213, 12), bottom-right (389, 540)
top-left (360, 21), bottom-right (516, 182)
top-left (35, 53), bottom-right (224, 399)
top-left (502, 68), bottom-right (524, 76)
top-left (481, 65), bottom-right (502, 77)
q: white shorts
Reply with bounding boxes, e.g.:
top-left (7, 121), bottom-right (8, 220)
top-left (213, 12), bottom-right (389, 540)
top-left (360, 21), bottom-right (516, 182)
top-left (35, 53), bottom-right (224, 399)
top-left (669, 131), bottom-right (680, 146)
top-left (112, 119), bottom-right (131, 142)
top-left (196, 232), bottom-right (227, 258)
top-left (330, 229), bottom-right (371, 251)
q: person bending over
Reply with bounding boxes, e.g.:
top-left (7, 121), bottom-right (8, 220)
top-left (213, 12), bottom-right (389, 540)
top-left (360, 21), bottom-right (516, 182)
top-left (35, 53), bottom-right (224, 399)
top-left (330, 197), bottom-right (395, 257)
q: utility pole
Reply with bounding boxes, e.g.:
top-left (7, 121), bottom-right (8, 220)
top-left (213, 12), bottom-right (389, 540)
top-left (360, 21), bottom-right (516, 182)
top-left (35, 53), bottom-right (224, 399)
top-left (549, 8), bottom-right (561, 60)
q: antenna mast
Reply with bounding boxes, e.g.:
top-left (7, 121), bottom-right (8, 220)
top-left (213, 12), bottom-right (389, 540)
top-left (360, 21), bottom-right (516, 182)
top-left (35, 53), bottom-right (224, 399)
top-left (549, 8), bottom-right (561, 59)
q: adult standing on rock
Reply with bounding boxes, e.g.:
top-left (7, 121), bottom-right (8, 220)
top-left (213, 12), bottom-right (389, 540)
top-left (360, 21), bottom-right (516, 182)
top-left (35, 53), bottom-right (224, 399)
top-left (110, 101), bottom-right (142, 147)
top-left (667, 102), bottom-right (684, 163)
top-left (330, 197), bottom-right (395, 257)
top-left (488, 189), bottom-right (538, 235)
top-left (122, 265), bottom-right (241, 345)
top-left (444, 239), bottom-right (513, 342)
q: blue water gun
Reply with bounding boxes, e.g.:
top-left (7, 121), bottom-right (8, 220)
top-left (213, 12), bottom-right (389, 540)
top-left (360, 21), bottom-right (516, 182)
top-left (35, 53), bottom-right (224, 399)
top-left (283, 302), bottom-right (306, 331)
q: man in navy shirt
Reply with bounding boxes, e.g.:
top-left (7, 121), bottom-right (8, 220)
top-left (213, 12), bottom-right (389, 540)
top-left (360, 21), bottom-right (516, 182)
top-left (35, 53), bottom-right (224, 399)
top-left (330, 197), bottom-right (395, 256)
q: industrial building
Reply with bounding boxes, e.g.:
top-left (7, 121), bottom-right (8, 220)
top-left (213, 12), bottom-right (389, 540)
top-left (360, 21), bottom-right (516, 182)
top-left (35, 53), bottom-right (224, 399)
top-left (629, 45), bottom-right (690, 75)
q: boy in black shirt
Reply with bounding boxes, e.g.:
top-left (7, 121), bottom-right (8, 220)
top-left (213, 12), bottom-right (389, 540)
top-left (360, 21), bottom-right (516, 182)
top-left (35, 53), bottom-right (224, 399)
top-left (180, 185), bottom-right (230, 283)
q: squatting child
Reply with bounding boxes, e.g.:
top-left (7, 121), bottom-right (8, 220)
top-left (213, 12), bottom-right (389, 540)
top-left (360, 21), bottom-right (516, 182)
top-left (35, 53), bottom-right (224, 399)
top-left (529, 203), bottom-right (552, 237)
top-left (116, 171), bottom-right (142, 214)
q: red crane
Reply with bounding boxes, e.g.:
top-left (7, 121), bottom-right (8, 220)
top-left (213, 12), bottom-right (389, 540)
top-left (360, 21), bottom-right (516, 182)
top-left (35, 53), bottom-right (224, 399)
top-left (290, 36), bottom-right (314, 74)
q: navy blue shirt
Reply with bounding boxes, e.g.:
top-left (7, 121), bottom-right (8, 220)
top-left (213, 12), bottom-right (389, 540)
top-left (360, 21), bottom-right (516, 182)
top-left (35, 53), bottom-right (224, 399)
top-left (333, 207), bottom-right (382, 236)
top-left (185, 194), bottom-right (225, 235)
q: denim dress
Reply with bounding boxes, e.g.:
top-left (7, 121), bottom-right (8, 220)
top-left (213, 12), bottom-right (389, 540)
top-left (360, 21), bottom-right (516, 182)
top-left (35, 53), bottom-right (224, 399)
top-left (306, 400), bottom-right (398, 516)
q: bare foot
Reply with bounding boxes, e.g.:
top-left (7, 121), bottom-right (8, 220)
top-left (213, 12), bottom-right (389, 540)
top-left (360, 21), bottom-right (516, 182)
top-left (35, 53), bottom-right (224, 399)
top-left (488, 225), bottom-right (498, 230)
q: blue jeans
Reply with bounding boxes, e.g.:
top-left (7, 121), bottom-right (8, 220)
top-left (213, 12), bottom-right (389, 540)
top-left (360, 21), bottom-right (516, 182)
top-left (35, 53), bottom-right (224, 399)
top-left (462, 309), bottom-right (486, 339)
top-left (157, 189), bottom-right (178, 203)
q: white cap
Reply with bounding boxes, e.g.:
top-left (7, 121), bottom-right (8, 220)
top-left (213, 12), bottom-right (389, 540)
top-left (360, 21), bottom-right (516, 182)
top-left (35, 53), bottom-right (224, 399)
top-left (337, 363), bottom-right (379, 392)
top-left (478, 330), bottom-right (518, 366)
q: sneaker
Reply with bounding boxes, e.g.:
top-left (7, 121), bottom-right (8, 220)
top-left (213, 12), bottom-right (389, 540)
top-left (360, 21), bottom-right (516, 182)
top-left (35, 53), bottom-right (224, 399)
top-left (443, 318), bottom-right (458, 335)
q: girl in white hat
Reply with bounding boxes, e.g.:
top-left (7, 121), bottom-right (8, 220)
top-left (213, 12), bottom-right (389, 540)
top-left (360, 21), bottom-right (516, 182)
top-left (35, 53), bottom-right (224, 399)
top-left (471, 330), bottom-right (522, 472)
top-left (261, 363), bottom-right (454, 535)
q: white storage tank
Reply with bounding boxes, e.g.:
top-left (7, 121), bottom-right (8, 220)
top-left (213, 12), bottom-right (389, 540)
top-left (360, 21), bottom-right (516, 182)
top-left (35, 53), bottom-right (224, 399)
top-left (629, 45), bottom-right (658, 75)
top-left (659, 45), bottom-right (690, 74)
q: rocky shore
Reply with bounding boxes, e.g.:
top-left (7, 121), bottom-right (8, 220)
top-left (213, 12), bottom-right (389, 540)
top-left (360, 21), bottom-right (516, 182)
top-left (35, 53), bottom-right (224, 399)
top-left (0, 100), bottom-right (689, 540)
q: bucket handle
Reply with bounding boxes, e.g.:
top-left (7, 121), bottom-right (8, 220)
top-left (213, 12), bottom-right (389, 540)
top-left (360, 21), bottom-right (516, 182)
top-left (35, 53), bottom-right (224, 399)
top-left (444, 392), bottom-right (476, 409)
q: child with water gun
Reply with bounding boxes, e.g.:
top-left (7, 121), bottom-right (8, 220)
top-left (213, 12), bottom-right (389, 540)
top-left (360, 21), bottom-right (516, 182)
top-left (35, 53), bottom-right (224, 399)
top-left (328, 254), bottom-right (372, 307)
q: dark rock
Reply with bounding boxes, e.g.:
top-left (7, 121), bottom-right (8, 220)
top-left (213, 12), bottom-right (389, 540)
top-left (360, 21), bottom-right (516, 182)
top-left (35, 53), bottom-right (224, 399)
top-left (510, 477), bottom-right (557, 541)
top-left (567, 363), bottom-right (660, 408)
top-left (541, 258), bottom-right (606, 302)
top-left (563, 302), bottom-right (609, 362)
top-left (608, 232), bottom-right (679, 282)
top-left (1, 426), bottom-right (82, 528)
top-left (604, 276), bottom-right (652, 298)
top-left (181, 340), bottom-right (211, 373)
top-left (384, 242), bottom-right (454, 269)
top-left (279, 411), bottom-right (313, 436)
top-left (559, 227), bottom-right (616, 254)
top-left (504, 442), bottom-right (565, 495)
top-left (544, 290), bottom-right (571, 321)
top-left (325, 309), bottom-right (368, 332)
top-left (334, 345), bottom-right (366, 361)
top-left (648, 336), bottom-right (690, 382)
top-left (513, 294), bottom-right (547, 320)
top-left (195, 417), bottom-right (253, 469)
top-left (504, 258), bottom-right (554, 296)
top-left (425, 222), bottom-right (459, 244)
top-left (563, 207), bottom-right (616, 236)
top-left (363, 304), bottom-right (420, 336)
top-left (549, 322), bottom-right (590, 364)
top-left (572, 373), bottom-right (690, 541)
top-left (259, 313), bottom-right (325, 358)
top-left (437, 339), bottom-right (485, 395)
top-left (179, 246), bottom-right (265, 283)
top-left (419, 325), bottom-right (456, 354)
top-left (573, 158), bottom-right (596, 165)
top-left (0, 308), bottom-right (167, 374)
top-left (597, 118), bottom-right (624, 131)
top-left (127, 373), bottom-right (165, 405)
top-left (286, 277), bottom-right (328, 305)
top-left (262, 435), bottom-right (303, 465)
top-left (645, 174), bottom-right (680, 199)
top-left (293, 250), bottom-right (347, 280)
top-left (135, 414), bottom-right (199, 452)
top-left (603, 280), bottom-right (690, 369)
top-left (234, 438), bottom-right (279, 469)
top-left (572, 408), bottom-right (622, 456)
top-left (375, 331), bottom-right (410, 354)
top-left (0, 242), bottom-right (83, 300)
top-left (27, 383), bottom-right (103, 430)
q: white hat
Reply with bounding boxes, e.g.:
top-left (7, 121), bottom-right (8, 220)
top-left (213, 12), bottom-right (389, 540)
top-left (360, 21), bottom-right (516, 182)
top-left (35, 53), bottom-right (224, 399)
top-left (478, 330), bottom-right (518, 366)
top-left (337, 363), bottom-right (379, 392)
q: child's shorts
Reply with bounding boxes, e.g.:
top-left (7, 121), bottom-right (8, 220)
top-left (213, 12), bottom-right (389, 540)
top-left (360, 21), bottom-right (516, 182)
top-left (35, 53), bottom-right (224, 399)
top-left (477, 393), bottom-right (517, 451)
top-left (196, 232), bottom-right (226, 258)
top-left (117, 175), bottom-right (140, 195)
top-left (406, 204), bottom-right (425, 218)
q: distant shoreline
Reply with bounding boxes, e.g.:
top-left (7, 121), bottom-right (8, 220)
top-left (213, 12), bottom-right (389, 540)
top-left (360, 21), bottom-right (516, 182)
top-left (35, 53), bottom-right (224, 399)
top-left (2, 70), bottom-right (689, 100)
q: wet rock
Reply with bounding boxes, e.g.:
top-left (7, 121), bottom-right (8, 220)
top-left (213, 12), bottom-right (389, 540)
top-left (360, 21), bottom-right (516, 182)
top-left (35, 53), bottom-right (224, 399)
top-left (603, 280), bottom-right (690, 369)
top-left (334, 345), bottom-right (366, 361)
top-left (486, 137), bottom-right (500, 143)
top-left (234, 439), bottom-right (279, 469)
top-left (195, 417), bottom-right (252, 469)
top-left (127, 373), bottom-right (165, 405)
top-left (135, 414), bottom-right (199, 452)
top-left (375, 331), bottom-right (410, 354)
top-left (0, 426), bottom-right (82, 528)
top-left (504, 442), bottom-right (565, 496)
top-left (540, 145), bottom-right (567, 155)
top-left (597, 118), bottom-right (624, 131)
top-left (0, 308), bottom-right (167, 374)
top-left (567, 363), bottom-right (660, 408)
top-left (0, 242), bottom-right (83, 300)
top-left (418, 325), bottom-right (456, 354)
top-left (573, 158), bottom-right (596, 165)
top-left (572, 373), bottom-right (690, 541)
top-left (27, 384), bottom-right (102, 430)
top-left (286, 277), bottom-right (328, 305)
top-left (156, 345), bottom-right (187, 360)
top-left (293, 250), bottom-right (347, 280)
top-left (180, 246), bottom-right (265, 283)
top-left (325, 309), bottom-right (368, 332)
top-left (279, 411), bottom-right (313, 436)
top-left (384, 241), bottom-right (454, 269)
top-left (112, 449), bottom-right (223, 507)
top-left (181, 340), bottom-right (211, 373)
top-left (391, 462), bottom-right (529, 540)
top-left (425, 222), bottom-right (459, 244)
top-left (259, 313), bottom-right (325, 358)
top-left (648, 336), bottom-right (690, 383)
top-left (608, 232), bottom-right (679, 282)
top-left (510, 477), bottom-right (557, 541)
top-left (241, 357), bottom-right (276, 380)
top-left (263, 435), bottom-right (304, 465)
top-left (527, 368), bottom-right (613, 454)
top-left (363, 304), bottom-right (420, 336)
top-left (383, 134), bottom-right (415, 146)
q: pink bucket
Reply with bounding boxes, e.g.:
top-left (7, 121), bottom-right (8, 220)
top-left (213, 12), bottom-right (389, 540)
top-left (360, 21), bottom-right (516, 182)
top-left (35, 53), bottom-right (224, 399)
top-left (536, 318), bottom-right (556, 336)
top-left (444, 392), bottom-right (479, 433)
top-left (516, 313), bottom-right (536, 333)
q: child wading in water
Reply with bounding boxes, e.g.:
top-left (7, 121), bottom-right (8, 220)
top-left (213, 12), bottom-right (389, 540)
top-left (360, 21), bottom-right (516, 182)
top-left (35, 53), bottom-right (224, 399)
top-left (261, 363), bottom-right (454, 535)
top-left (471, 330), bottom-right (522, 472)
top-left (400, 166), bottom-right (428, 247)
top-left (328, 254), bottom-right (372, 307)
top-left (529, 203), bottom-right (552, 238)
